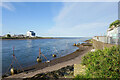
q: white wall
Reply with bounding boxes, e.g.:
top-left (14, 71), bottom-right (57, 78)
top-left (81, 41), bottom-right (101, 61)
top-left (27, 31), bottom-right (31, 37)
top-left (117, 27), bottom-right (120, 37)
top-left (27, 31), bottom-right (35, 37)
top-left (107, 27), bottom-right (118, 37)
top-left (93, 26), bottom-right (120, 45)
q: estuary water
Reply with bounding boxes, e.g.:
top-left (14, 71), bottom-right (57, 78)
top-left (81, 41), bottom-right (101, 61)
top-left (1, 37), bottom-right (90, 74)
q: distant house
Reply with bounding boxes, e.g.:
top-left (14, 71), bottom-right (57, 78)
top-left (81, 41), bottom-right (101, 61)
top-left (27, 31), bottom-right (35, 37)
top-left (18, 34), bottom-right (26, 38)
top-left (4, 34), bottom-right (11, 37)
top-left (11, 34), bottom-right (26, 38)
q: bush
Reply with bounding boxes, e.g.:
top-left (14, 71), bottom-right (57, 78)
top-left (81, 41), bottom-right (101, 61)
top-left (7, 34), bottom-right (11, 37)
top-left (75, 46), bottom-right (120, 78)
top-left (109, 20), bottom-right (120, 28)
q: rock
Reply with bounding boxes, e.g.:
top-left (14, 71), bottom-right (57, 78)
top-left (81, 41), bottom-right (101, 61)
top-left (25, 65), bottom-right (74, 79)
top-left (74, 64), bottom-right (86, 76)
top-left (76, 43), bottom-right (80, 46)
top-left (81, 43), bottom-right (92, 46)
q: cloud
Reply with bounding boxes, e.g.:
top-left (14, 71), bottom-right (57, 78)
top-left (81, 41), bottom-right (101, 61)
top-left (48, 22), bottom-right (109, 37)
top-left (0, 2), bottom-right (15, 11)
top-left (47, 2), bottom-right (117, 37)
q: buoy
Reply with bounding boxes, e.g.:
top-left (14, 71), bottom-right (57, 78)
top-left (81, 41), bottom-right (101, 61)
top-left (10, 67), bottom-right (14, 75)
top-left (52, 54), bottom-right (56, 57)
top-left (37, 57), bottom-right (42, 62)
top-left (74, 43), bottom-right (76, 46)
top-left (5, 47), bottom-right (24, 76)
top-left (10, 67), bottom-right (17, 75)
top-left (46, 60), bottom-right (50, 63)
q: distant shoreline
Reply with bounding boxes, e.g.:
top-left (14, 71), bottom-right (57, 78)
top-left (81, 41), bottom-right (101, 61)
top-left (1, 37), bottom-right (90, 40)
top-left (1, 37), bottom-right (63, 40)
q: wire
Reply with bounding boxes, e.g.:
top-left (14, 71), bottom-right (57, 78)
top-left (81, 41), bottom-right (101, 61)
top-left (41, 54), bottom-right (48, 61)
top-left (4, 59), bottom-right (14, 75)
top-left (14, 56), bottom-right (24, 72)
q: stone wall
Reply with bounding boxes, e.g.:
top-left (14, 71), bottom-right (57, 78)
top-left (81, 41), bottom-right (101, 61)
top-left (92, 39), bottom-right (116, 50)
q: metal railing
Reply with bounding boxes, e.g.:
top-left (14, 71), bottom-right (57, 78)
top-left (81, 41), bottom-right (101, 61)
top-left (93, 36), bottom-right (120, 45)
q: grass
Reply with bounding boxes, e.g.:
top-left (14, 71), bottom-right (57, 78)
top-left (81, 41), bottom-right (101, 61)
top-left (89, 39), bottom-right (93, 43)
top-left (74, 46), bottom-right (120, 79)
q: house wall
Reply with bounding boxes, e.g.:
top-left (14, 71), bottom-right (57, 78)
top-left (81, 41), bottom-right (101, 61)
top-left (93, 36), bottom-right (110, 44)
top-left (27, 32), bottom-right (31, 37)
top-left (107, 27), bottom-right (120, 38)
top-left (107, 27), bottom-right (118, 38)
top-left (93, 36), bottom-right (119, 44)
top-left (27, 31), bottom-right (35, 37)
top-left (97, 36), bottom-right (108, 43)
top-left (118, 27), bottom-right (120, 37)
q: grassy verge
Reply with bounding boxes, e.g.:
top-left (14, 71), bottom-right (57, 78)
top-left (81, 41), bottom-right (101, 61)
top-left (74, 46), bottom-right (120, 78)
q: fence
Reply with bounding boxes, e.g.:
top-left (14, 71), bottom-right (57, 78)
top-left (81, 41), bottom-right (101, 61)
top-left (93, 36), bottom-right (120, 45)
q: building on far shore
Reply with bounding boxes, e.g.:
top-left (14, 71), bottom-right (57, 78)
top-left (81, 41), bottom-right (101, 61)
top-left (3, 31), bottom-right (36, 38)
top-left (27, 31), bottom-right (36, 37)
top-left (12, 34), bottom-right (26, 38)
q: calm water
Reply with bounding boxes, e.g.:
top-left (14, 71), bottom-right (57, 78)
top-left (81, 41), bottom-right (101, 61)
top-left (1, 37), bottom-right (90, 74)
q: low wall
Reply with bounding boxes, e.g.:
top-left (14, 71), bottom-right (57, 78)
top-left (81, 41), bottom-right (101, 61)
top-left (92, 39), bottom-right (116, 50)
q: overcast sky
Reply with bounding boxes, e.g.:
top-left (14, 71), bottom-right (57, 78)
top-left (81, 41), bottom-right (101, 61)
top-left (1, 2), bottom-right (118, 37)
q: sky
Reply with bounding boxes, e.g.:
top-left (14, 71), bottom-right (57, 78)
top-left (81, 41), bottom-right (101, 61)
top-left (1, 2), bottom-right (118, 37)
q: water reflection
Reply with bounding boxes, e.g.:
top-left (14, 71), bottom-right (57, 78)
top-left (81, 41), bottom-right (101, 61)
top-left (26, 40), bottom-right (32, 48)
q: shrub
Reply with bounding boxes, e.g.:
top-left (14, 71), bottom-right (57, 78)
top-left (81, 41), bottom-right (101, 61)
top-left (109, 20), bottom-right (120, 28)
top-left (7, 34), bottom-right (11, 37)
top-left (74, 46), bottom-right (120, 78)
